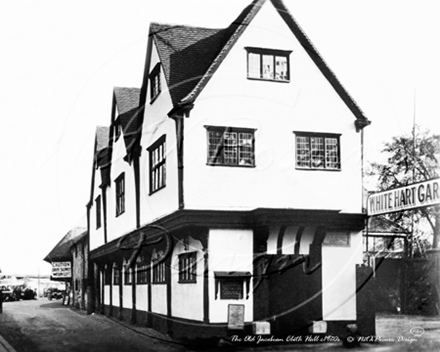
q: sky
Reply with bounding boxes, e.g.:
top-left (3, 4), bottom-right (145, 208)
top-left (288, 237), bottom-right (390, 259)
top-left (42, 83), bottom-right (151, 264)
top-left (0, 0), bottom-right (438, 276)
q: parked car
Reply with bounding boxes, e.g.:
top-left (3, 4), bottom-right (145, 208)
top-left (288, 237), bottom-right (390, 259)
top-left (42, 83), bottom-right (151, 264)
top-left (46, 288), bottom-right (64, 300)
top-left (0, 285), bottom-right (14, 302)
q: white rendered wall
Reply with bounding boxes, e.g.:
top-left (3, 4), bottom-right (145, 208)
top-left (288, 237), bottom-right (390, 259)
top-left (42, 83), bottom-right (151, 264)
top-left (106, 130), bottom-right (137, 243)
top-left (183, 3), bottom-right (363, 214)
top-left (171, 237), bottom-right (204, 321)
top-left (321, 231), bottom-right (363, 320)
top-left (104, 286), bottom-right (110, 305)
top-left (89, 168), bottom-right (105, 251)
top-left (136, 285), bottom-right (148, 311)
top-left (122, 285), bottom-right (132, 309)
top-left (112, 285), bottom-right (119, 308)
top-left (151, 284), bottom-right (167, 315)
top-left (139, 45), bottom-right (180, 227)
top-left (209, 229), bottom-right (253, 323)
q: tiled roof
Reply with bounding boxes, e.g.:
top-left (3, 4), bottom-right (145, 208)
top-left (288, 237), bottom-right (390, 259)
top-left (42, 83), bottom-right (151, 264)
top-left (114, 87), bottom-right (140, 115)
top-left (150, 23), bottom-right (227, 106)
top-left (114, 87), bottom-right (142, 155)
top-left (95, 126), bottom-right (109, 152)
top-left (43, 228), bottom-right (87, 263)
top-left (148, 0), bottom-right (369, 126)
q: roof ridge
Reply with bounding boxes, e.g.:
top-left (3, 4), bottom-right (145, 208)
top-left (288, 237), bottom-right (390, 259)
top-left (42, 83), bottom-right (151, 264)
top-left (178, 0), bottom-right (266, 107)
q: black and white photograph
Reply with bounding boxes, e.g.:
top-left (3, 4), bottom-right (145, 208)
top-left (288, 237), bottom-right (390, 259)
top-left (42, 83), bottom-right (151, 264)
top-left (0, 1), bottom-right (439, 351)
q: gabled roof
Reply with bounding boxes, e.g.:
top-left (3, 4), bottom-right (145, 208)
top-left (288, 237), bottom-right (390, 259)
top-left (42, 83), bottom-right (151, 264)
top-left (95, 126), bottom-right (109, 152)
top-left (114, 87), bottom-right (142, 156)
top-left (147, 0), bottom-right (370, 127)
top-left (114, 87), bottom-right (140, 115)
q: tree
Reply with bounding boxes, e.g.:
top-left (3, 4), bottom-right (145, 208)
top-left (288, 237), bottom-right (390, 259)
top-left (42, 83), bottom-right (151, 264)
top-left (369, 127), bottom-right (440, 254)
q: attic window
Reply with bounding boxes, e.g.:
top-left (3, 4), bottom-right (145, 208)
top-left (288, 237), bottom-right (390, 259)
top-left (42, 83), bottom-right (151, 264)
top-left (246, 47), bottom-right (291, 82)
top-left (149, 63), bottom-right (161, 103)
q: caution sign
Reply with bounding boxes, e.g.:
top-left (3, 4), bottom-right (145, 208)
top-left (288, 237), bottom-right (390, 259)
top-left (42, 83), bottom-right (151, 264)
top-left (367, 178), bottom-right (440, 216)
top-left (52, 262), bottom-right (71, 278)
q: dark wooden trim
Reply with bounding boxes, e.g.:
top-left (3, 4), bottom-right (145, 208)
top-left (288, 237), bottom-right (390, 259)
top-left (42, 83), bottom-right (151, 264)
top-left (90, 209), bottom-right (366, 260)
top-left (175, 117), bottom-right (185, 209)
top-left (133, 154), bottom-right (141, 229)
top-left (102, 188), bottom-right (108, 244)
top-left (109, 266), bottom-right (113, 317)
top-left (131, 269), bottom-right (136, 324)
top-left (276, 226), bottom-right (286, 255)
top-left (118, 266), bottom-right (123, 320)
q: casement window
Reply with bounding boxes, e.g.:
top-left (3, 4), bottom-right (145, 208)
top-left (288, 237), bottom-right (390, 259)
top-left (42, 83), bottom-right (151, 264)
top-left (149, 63), bottom-right (161, 102)
top-left (95, 195), bottom-right (102, 229)
top-left (123, 265), bottom-right (132, 285)
top-left (148, 135), bottom-right (166, 194)
top-left (113, 265), bottom-right (121, 285)
top-left (206, 126), bottom-right (255, 167)
top-left (294, 132), bottom-right (341, 170)
top-left (178, 252), bottom-right (197, 283)
top-left (152, 261), bottom-right (166, 284)
top-left (115, 173), bottom-right (125, 216)
top-left (136, 263), bottom-right (150, 285)
top-left (246, 47), bottom-right (291, 82)
top-left (214, 272), bottom-right (251, 300)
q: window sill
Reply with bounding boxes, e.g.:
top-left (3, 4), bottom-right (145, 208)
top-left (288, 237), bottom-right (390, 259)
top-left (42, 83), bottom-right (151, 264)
top-left (152, 282), bottom-right (166, 285)
top-left (247, 77), bottom-right (290, 83)
top-left (115, 210), bottom-right (125, 218)
top-left (178, 280), bottom-right (197, 284)
top-left (295, 167), bottom-right (341, 172)
top-left (149, 185), bottom-right (166, 196)
top-left (206, 163), bottom-right (255, 168)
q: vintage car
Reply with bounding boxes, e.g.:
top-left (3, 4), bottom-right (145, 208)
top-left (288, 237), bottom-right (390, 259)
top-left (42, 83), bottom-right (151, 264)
top-left (46, 288), bottom-right (64, 300)
top-left (0, 285), bottom-right (15, 302)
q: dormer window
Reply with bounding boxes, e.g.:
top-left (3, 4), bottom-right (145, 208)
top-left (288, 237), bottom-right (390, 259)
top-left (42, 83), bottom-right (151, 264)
top-left (246, 47), bottom-right (291, 82)
top-left (149, 63), bottom-right (161, 103)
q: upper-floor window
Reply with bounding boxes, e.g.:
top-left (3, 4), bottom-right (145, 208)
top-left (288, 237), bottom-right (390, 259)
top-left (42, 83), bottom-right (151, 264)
top-left (206, 126), bottom-right (255, 167)
top-left (149, 63), bottom-right (161, 103)
top-left (95, 195), bottom-right (102, 229)
top-left (294, 132), bottom-right (341, 170)
top-left (115, 173), bottom-right (125, 216)
top-left (246, 47), bottom-right (291, 82)
top-left (178, 252), bottom-right (197, 283)
top-left (148, 135), bottom-right (166, 194)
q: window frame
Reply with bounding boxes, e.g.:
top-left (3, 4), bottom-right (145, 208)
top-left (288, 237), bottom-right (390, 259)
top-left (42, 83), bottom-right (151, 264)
top-left (148, 135), bottom-right (166, 194)
top-left (113, 265), bottom-right (121, 285)
top-left (149, 63), bottom-right (161, 103)
top-left (294, 132), bottom-right (341, 171)
top-left (245, 47), bottom-right (292, 82)
top-left (205, 126), bottom-right (256, 167)
top-left (152, 261), bottom-right (166, 284)
top-left (136, 262), bottom-right (150, 285)
top-left (178, 252), bottom-right (197, 284)
top-left (123, 265), bottom-right (132, 285)
top-left (115, 173), bottom-right (125, 216)
top-left (95, 195), bottom-right (102, 229)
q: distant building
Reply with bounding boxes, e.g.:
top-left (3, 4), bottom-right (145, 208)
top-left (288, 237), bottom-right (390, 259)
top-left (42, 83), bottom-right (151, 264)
top-left (87, 0), bottom-right (372, 340)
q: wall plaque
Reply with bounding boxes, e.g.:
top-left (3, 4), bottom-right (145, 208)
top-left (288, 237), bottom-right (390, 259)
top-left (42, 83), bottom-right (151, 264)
top-left (228, 304), bottom-right (245, 330)
top-left (323, 232), bottom-right (350, 247)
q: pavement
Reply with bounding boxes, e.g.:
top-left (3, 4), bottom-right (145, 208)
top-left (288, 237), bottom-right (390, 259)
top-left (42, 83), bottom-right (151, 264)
top-left (0, 299), bottom-right (439, 352)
